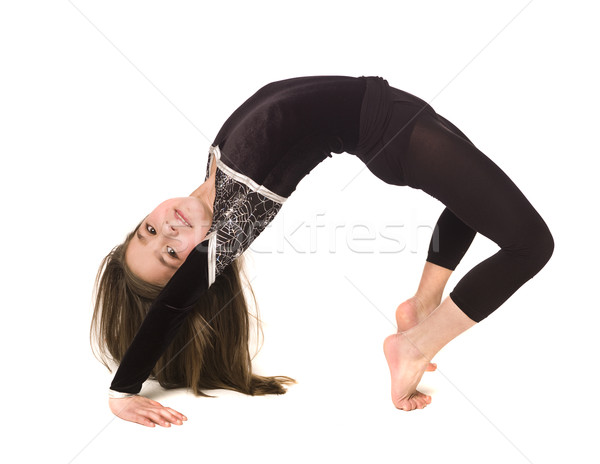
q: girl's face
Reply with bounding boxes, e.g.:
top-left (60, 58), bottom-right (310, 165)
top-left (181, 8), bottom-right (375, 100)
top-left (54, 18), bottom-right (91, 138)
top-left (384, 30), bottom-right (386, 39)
top-left (125, 197), bottom-right (212, 285)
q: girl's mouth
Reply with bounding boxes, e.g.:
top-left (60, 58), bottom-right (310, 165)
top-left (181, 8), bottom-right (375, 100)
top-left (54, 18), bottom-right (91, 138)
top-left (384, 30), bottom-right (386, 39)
top-left (175, 209), bottom-right (192, 227)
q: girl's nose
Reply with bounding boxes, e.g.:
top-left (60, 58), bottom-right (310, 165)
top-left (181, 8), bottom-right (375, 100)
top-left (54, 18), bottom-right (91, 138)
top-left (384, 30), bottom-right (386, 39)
top-left (163, 221), bottom-right (177, 236)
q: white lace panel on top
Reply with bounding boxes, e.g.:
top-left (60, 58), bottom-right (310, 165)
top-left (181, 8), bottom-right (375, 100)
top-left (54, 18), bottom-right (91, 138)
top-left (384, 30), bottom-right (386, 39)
top-left (204, 146), bottom-right (285, 286)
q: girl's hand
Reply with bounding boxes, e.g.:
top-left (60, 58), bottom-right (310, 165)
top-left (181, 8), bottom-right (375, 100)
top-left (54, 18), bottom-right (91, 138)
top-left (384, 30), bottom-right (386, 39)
top-left (108, 395), bottom-right (188, 427)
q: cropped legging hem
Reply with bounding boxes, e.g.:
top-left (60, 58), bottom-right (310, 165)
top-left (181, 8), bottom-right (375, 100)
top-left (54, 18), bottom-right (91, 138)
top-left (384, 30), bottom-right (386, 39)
top-left (425, 255), bottom-right (457, 272)
top-left (448, 291), bottom-right (479, 322)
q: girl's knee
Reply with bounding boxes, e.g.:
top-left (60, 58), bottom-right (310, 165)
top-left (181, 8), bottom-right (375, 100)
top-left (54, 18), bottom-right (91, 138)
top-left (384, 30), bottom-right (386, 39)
top-left (534, 222), bottom-right (554, 268)
top-left (516, 217), bottom-right (554, 274)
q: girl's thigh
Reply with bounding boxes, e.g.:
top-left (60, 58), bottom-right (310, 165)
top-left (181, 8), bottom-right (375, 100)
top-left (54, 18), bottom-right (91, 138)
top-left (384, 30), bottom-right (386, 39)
top-left (401, 111), bottom-right (547, 249)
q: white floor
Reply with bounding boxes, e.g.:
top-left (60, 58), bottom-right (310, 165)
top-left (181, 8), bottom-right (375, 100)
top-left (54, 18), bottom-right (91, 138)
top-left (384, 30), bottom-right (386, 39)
top-left (2, 2), bottom-right (598, 463)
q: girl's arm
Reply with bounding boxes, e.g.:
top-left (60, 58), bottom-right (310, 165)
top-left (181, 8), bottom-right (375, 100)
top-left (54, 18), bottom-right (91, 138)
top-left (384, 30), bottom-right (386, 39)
top-left (109, 235), bottom-right (212, 396)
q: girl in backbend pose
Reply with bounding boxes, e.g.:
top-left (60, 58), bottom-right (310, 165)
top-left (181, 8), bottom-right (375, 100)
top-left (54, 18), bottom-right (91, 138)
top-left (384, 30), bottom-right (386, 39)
top-left (91, 75), bottom-right (554, 427)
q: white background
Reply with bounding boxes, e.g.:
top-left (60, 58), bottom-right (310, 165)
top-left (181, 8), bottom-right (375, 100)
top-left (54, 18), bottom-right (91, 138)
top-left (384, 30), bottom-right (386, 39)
top-left (1, 1), bottom-right (598, 463)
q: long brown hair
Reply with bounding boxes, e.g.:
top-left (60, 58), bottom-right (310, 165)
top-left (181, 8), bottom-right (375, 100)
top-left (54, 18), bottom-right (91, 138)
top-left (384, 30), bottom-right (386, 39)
top-left (90, 221), bottom-right (296, 397)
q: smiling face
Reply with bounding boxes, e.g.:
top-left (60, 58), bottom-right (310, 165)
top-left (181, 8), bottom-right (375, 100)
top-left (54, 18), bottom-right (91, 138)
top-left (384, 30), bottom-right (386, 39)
top-left (125, 197), bottom-right (213, 285)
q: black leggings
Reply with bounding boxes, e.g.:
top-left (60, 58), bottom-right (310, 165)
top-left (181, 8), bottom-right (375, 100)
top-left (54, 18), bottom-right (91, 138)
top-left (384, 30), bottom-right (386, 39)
top-left (354, 90), bottom-right (554, 322)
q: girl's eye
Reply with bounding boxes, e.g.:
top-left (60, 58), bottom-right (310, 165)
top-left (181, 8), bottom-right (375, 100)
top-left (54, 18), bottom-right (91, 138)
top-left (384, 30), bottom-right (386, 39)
top-left (146, 224), bottom-right (156, 235)
top-left (167, 246), bottom-right (178, 259)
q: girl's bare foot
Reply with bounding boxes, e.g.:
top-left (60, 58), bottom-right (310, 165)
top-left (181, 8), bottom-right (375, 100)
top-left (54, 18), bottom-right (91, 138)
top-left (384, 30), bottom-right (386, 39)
top-left (384, 295), bottom-right (477, 411)
top-left (396, 296), bottom-right (439, 372)
top-left (383, 332), bottom-right (432, 411)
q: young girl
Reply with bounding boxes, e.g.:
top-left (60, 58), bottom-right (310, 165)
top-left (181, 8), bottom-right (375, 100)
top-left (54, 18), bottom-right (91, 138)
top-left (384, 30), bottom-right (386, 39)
top-left (91, 75), bottom-right (554, 427)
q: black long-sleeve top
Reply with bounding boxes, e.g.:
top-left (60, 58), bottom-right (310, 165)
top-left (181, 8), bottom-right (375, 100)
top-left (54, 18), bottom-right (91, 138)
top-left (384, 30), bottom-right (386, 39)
top-left (109, 75), bottom-right (404, 395)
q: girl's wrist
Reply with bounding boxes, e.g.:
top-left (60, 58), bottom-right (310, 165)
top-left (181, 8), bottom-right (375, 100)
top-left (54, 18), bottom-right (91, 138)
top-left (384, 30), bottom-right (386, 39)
top-left (108, 389), bottom-right (138, 399)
